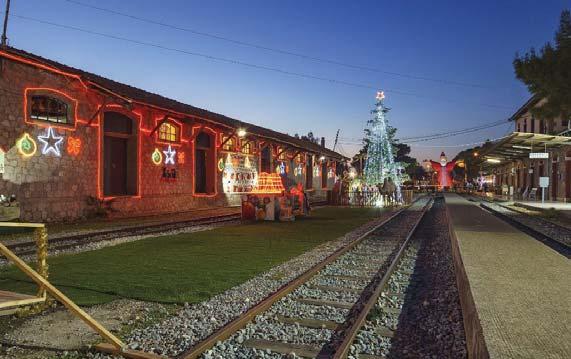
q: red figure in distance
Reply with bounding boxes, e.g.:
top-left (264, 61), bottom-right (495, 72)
top-left (430, 152), bottom-right (456, 189)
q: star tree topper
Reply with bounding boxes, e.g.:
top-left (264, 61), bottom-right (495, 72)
top-left (38, 127), bottom-right (64, 156)
top-left (376, 91), bottom-right (385, 101)
top-left (163, 145), bottom-right (176, 165)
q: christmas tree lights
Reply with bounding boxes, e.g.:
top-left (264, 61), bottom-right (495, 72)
top-left (363, 91), bottom-right (403, 201)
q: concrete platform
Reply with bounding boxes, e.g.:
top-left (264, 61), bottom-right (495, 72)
top-left (444, 193), bottom-right (571, 359)
top-left (514, 200), bottom-right (571, 219)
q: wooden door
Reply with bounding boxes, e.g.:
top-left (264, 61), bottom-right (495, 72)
top-left (306, 157), bottom-right (313, 189)
top-left (195, 149), bottom-right (207, 193)
top-left (104, 136), bottom-right (128, 196)
top-left (566, 160), bottom-right (571, 199)
top-left (321, 162), bottom-right (328, 188)
top-left (552, 162), bottom-right (558, 200)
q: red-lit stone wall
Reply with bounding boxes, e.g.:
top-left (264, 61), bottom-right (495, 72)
top-left (0, 57), bottom-right (332, 222)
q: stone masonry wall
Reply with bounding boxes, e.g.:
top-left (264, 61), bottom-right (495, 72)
top-left (0, 57), bottom-right (336, 222)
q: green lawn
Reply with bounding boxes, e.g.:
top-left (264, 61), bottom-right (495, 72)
top-left (0, 207), bottom-right (386, 306)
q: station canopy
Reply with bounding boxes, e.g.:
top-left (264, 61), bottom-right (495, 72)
top-left (479, 132), bottom-right (571, 169)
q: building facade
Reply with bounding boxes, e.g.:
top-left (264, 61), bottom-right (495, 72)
top-left (485, 96), bottom-right (571, 201)
top-left (0, 47), bottom-right (345, 222)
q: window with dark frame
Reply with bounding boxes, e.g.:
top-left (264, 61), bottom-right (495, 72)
top-left (158, 122), bottom-right (179, 142)
top-left (30, 96), bottom-right (70, 124)
top-left (222, 135), bottom-right (236, 151)
top-left (241, 141), bottom-right (252, 155)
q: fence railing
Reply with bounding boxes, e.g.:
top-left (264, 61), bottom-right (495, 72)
top-left (0, 222), bottom-right (48, 309)
top-left (332, 189), bottom-right (414, 207)
top-left (0, 222), bottom-right (161, 358)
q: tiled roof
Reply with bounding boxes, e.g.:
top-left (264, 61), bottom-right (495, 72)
top-left (3, 47), bottom-right (346, 160)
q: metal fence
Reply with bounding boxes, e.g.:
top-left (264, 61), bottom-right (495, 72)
top-left (332, 189), bottom-right (414, 207)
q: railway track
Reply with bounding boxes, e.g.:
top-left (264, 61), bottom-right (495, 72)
top-left (479, 202), bottom-right (571, 258)
top-left (350, 196), bottom-right (467, 358)
top-left (4, 213), bottom-right (241, 257)
top-left (172, 196), bottom-right (432, 359)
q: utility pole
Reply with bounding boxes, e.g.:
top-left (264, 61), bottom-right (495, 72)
top-left (1, 0), bottom-right (11, 48)
top-left (333, 129), bottom-right (340, 151)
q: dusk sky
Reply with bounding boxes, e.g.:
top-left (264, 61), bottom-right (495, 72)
top-left (4, 0), bottom-right (570, 161)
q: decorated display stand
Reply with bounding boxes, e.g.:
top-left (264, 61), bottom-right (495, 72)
top-left (241, 172), bottom-right (298, 221)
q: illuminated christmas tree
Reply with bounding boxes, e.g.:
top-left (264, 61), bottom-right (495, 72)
top-left (363, 91), bottom-right (402, 200)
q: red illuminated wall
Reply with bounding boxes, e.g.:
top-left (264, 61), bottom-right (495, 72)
top-left (0, 53), bottom-right (333, 222)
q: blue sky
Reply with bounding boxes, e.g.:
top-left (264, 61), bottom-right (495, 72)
top-left (4, 0), bottom-right (570, 161)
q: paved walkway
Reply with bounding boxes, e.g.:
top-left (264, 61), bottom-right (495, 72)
top-left (444, 193), bottom-right (570, 359)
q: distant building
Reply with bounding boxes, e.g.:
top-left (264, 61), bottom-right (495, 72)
top-left (479, 95), bottom-right (571, 200)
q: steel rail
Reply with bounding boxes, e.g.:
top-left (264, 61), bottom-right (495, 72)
top-left (479, 203), bottom-right (571, 258)
top-left (176, 197), bottom-right (427, 359)
top-left (505, 203), bottom-right (571, 234)
top-left (328, 197), bottom-right (433, 359)
top-left (4, 213), bottom-right (241, 256)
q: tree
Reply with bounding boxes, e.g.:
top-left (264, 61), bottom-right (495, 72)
top-left (294, 131), bottom-right (320, 144)
top-left (362, 92), bottom-right (403, 188)
top-left (453, 140), bottom-right (494, 180)
top-left (394, 142), bottom-right (418, 178)
top-left (513, 10), bottom-right (571, 125)
top-left (354, 95), bottom-right (417, 182)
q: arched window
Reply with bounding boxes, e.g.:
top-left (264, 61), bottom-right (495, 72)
top-left (278, 148), bottom-right (288, 161)
top-left (158, 122), bottom-right (180, 142)
top-left (30, 96), bottom-right (70, 124)
top-left (221, 135), bottom-right (236, 151)
top-left (241, 141), bottom-right (252, 155)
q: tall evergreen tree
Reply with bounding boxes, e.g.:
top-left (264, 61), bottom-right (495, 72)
top-left (513, 10), bottom-right (571, 125)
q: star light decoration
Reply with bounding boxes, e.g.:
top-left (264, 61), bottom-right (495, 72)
top-left (376, 91), bottom-right (385, 101)
top-left (38, 127), bottom-right (64, 156)
top-left (163, 145), bottom-right (176, 165)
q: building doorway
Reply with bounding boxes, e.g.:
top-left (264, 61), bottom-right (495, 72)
top-left (103, 111), bottom-right (138, 197)
top-left (260, 146), bottom-right (272, 173)
top-left (552, 158), bottom-right (558, 200)
top-left (194, 131), bottom-right (215, 194)
top-left (306, 156), bottom-right (313, 189)
top-left (321, 161), bottom-right (328, 188)
top-left (566, 154), bottom-right (571, 199)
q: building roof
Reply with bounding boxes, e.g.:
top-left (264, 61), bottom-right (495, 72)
top-left (478, 131), bottom-right (571, 169)
top-left (1, 47), bottom-right (347, 160)
top-left (508, 96), bottom-right (541, 122)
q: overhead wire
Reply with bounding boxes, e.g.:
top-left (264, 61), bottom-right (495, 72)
top-left (12, 14), bottom-right (515, 111)
top-left (60, 0), bottom-right (495, 90)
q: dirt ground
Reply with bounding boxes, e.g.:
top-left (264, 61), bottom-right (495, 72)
top-left (0, 299), bottom-right (172, 359)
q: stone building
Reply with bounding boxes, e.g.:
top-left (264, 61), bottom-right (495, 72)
top-left (0, 47), bottom-right (346, 222)
top-left (480, 96), bottom-right (571, 201)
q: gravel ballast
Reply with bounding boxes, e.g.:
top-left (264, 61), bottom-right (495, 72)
top-left (86, 207), bottom-right (402, 358)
